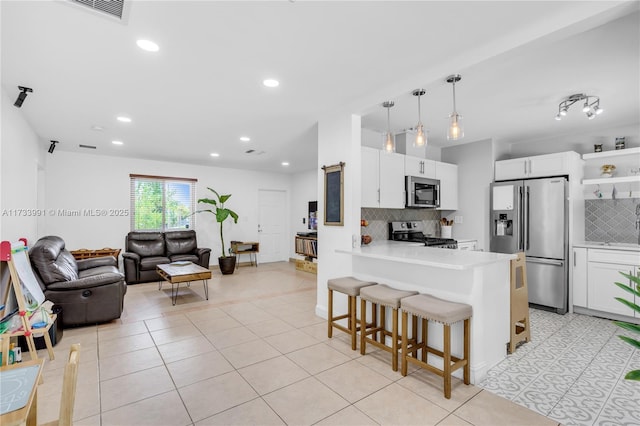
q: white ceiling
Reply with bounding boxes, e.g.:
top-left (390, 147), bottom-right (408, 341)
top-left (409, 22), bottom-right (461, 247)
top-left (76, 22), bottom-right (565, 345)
top-left (2, 1), bottom-right (638, 174)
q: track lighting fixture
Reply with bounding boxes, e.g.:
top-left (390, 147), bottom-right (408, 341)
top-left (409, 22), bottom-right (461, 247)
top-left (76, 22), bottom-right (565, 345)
top-left (446, 75), bottom-right (464, 141)
top-left (48, 140), bottom-right (58, 154)
top-left (14, 86), bottom-right (33, 108)
top-left (382, 101), bottom-right (395, 153)
top-left (555, 93), bottom-right (603, 121)
top-left (412, 89), bottom-right (427, 148)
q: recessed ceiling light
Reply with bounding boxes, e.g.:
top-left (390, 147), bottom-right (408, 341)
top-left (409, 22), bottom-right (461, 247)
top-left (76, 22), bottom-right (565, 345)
top-left (210, 153), bottom-right (220, 157)
top-left (263, 79), bottom-right (280, 88)
top-left (117, 116), bottom-right (132, 123)
top-left (136, 39), bottom-right (159, 52)
top-left (239, 136), bottom-right (251, 142)
top-left (91, 125), bottom-right (104, 131)
top-left (281, 162), bottom-right (290, 166)
top-left (112, 140), bottom-right (124, 145)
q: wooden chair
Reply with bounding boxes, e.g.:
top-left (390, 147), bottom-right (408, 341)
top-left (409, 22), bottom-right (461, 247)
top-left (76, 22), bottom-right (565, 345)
top-left (41, 344), bottom-right (81, 426)
top-left (327, 277), bottom-right (376, 350)
top-left (509, 252), bottom-right (531, 353)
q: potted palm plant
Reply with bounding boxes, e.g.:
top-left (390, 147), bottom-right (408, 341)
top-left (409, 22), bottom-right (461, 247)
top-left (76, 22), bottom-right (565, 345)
top-left (195, 187), bottom-right (239, 275)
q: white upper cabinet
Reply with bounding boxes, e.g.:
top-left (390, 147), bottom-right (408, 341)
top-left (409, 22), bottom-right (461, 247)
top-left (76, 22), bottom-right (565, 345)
top-left (361, 147), bottom-right (404, 209)
top-left (495, 152), bottom-right (572, 180)
top-left (361, 146), bottom-right (380, 208)
top-left (379, 152), bottom-right (405, 208)
top-left (405, 155), bottom-right (436, 178)
top-left (436, 161), bottom-right (458, 210)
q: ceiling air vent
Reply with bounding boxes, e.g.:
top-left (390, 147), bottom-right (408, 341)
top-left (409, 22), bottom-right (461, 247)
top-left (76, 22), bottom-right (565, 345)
top-left (69, 0), bottom-right (125, 20)
top-left (79, 144), bottom-right (97, 149)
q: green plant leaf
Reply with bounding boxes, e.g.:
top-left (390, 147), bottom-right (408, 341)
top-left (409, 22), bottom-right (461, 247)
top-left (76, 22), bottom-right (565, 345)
top-left (219, 194), bottom-right (232, 203)
top-left (197, 198), bottom-right (218, 206)
top-left (229, 210), bottom-right (239, 223)
top-left (618, 335), bottom-right (640, 349)
top-left (624, 370), bottom-right (640, 381)
top-left (614, 321), bottom-right (640, 335)
top-left (615, 279), bottom-right (640, 299)
top-left (614, 297), bottom-right (640, 314)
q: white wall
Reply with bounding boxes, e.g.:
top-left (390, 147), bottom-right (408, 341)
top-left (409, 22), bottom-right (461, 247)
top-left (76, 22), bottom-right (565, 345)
top-left (0, 87), bottom-right (45, 244)
top-left (502, 122), bottom-right (639, 158)
top-left (43, 151), bottom-right (292, 262)
top-left (441, 139), bottom-right (494, 251)
top-left (316, 112), bottom-right (361, 318)
top-left (290, 169), bottom-right (318, 258)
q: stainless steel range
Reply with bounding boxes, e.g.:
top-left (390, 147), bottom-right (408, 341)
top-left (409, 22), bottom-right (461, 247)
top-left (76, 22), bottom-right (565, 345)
top-left (388, 221), bottom-right (457, 249)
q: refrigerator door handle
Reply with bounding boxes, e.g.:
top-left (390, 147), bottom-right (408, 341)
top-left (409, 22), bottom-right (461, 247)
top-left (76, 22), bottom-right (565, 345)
top-left (525, 186), bottom-right (530, 251)
top-left (527, 257), bottom-right (564, 267)
top-left (518, 186), bottom-right (524, 251)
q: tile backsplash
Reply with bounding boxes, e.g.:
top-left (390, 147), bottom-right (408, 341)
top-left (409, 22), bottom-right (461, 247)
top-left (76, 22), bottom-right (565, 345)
top-left (361, 208), bottom-right (441, 243)
top-left (585, 198), bottom-right (639, 244)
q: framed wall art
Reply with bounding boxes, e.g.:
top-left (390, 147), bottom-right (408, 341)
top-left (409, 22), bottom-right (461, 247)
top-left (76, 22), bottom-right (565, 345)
top-left (322, 162), bottom-right (345, 226)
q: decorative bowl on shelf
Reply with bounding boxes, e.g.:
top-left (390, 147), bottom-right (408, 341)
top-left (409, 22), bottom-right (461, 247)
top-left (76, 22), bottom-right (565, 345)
top-left (600, 164), bottom-right (616, 177)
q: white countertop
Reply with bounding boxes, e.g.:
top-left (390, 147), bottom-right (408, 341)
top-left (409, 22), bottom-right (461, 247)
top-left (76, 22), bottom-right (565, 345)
top-left (338, 241), bottom-right (515, 270)
top-left (573, 242), bottom-right (640, 252)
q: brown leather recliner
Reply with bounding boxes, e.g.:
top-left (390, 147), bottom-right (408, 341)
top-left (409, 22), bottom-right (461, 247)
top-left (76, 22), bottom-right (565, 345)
top-left (122, 230), bottom-right (211, 284)
top-left (29, 236), bottom-right (126, 326)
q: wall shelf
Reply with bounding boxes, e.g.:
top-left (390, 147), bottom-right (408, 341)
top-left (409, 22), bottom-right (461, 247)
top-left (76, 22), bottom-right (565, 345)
top-left (582, 175), bottom-right (640, 185)
top-left (582, 147), bottom-right (640, 160)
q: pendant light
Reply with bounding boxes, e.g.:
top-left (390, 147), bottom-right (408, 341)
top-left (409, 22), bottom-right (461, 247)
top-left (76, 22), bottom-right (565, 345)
top-left (382, 101), bottom-right (395, 153)
top-left (412, 89), bottom-right (427, 147)
top-left (446, 74), bottom-right (464, 141)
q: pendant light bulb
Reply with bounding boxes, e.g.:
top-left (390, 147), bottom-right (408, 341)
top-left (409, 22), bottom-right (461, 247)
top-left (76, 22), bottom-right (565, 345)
top-left (446, 75), bottom-right (464, 141)
top-left (412, 89), bottom-right (427, 148)
top-left (382, 101), bottom-right (395, 153)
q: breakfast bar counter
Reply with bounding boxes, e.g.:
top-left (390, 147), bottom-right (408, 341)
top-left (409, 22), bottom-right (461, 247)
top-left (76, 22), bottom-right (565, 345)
top-left (337, 242), bottom-right (516, 383)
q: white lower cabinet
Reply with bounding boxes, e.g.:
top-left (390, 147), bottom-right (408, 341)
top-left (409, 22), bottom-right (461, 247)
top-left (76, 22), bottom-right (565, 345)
top-left (574, 247), bottom-right (640, 319)
top-left (572, 247), bottom-right (587, 307)
top-left (457, 240), bottom-right (477, 251)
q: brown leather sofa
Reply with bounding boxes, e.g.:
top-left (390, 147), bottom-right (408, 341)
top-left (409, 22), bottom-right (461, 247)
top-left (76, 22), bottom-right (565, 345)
top-left (29, 236), bottom-right (126, 326)
top-left (122, 230), bottom-right (210, 284)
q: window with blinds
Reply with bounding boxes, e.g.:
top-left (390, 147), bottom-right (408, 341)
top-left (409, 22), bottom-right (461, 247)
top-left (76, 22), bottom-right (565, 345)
top-left (130, 175), bottom-right (197, 231)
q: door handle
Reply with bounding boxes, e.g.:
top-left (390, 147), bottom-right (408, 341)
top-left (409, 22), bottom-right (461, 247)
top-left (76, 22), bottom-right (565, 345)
top-left (527, 258), bottom-right (564, 266)
top-left (525, 186), bottom-right (530, 251)
top-left (258, 224), bottom-right (262, 233)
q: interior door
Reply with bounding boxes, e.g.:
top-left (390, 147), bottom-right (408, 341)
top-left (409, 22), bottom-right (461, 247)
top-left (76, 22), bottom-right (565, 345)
top-left (258, 189), bottom-right (287, 263)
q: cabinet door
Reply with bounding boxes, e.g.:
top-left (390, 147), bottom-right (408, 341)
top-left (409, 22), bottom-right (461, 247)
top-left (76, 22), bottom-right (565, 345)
top-left (379, 152), bottom-right (405, 208)
top-left (587, 261), bottom-right (635, 317)
top-left (436, 161), bottom-right (458, 210)
top-left (457, 241), bottom-right (477, 251)
top-left (528, 153), bottom-right (568, 178)
top-left (572, 247), bottom-right (587, 308)
top-left (495, 158), bottom-right (528, 180)
top-left (404, 156), bottom-right (436, 178)
top-left (361, 147), bottom-right (380, 208)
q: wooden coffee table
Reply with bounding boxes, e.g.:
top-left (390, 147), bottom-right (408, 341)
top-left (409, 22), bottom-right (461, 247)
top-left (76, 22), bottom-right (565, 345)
top-left (156, 262), bottom-right (212, 305)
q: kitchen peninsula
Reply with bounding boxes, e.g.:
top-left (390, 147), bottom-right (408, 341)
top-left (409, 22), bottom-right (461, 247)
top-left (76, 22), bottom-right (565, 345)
top-left (337, 242), bottom-right (516, 383)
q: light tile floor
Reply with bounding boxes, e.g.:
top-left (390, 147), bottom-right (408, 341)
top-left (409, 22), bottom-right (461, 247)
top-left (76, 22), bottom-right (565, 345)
top-left (30, 261), bottom-right (636, 425)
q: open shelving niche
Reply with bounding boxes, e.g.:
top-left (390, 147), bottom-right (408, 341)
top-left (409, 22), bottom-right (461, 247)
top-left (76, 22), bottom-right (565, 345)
top-left (294, 235), bottom-right (317, 274)
top-left (581, 147), bottom-right (640, 198)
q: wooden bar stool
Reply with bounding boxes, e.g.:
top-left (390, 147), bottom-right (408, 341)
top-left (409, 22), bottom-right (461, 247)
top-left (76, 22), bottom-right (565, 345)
top-left (327, 276), bottom-right (376, 350)
top-left (400, 294), bottom-right (472, 399)
top-left (360, 284), bottom-right (418, 371)
top-left (509, 252), bottom-right (531, 354)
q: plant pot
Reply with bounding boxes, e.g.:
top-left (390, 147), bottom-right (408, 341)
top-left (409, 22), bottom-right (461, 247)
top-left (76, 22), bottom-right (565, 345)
top-left (218, 256), bottom-right (236, 275)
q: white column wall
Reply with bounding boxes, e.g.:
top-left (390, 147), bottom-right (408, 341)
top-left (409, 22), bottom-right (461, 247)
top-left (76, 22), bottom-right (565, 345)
top-left (0, 87), bottom-right (45, 244)
top-left (316, 112), bottom-right (361, 318)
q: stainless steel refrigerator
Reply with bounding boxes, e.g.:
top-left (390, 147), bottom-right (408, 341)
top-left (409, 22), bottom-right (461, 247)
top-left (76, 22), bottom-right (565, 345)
top-left (490, 177), bottom-right (568, 314)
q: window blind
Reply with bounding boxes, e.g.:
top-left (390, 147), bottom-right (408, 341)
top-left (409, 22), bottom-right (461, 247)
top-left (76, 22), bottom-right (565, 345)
top-left (129, 174), bottom-right (197, 232)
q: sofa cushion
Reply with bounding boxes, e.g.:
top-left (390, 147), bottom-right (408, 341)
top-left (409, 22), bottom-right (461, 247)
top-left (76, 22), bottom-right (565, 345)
top-left (78, 265), bottom-right (121, 278)
top-left (165, 231), bottom-right (197, 256)
top-left (29, 236), bottom-right (79, 284)
top-left (169, 254), bottom-right (199, 264)
top-left (127, 232), bottom-right (165, 257)
top-left (139, 256), bottom-right (170, 271)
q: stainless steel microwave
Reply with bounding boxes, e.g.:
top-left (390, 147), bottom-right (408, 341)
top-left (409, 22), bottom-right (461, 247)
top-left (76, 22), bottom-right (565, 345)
top-left (406, 176), bottom-right (440, 208)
